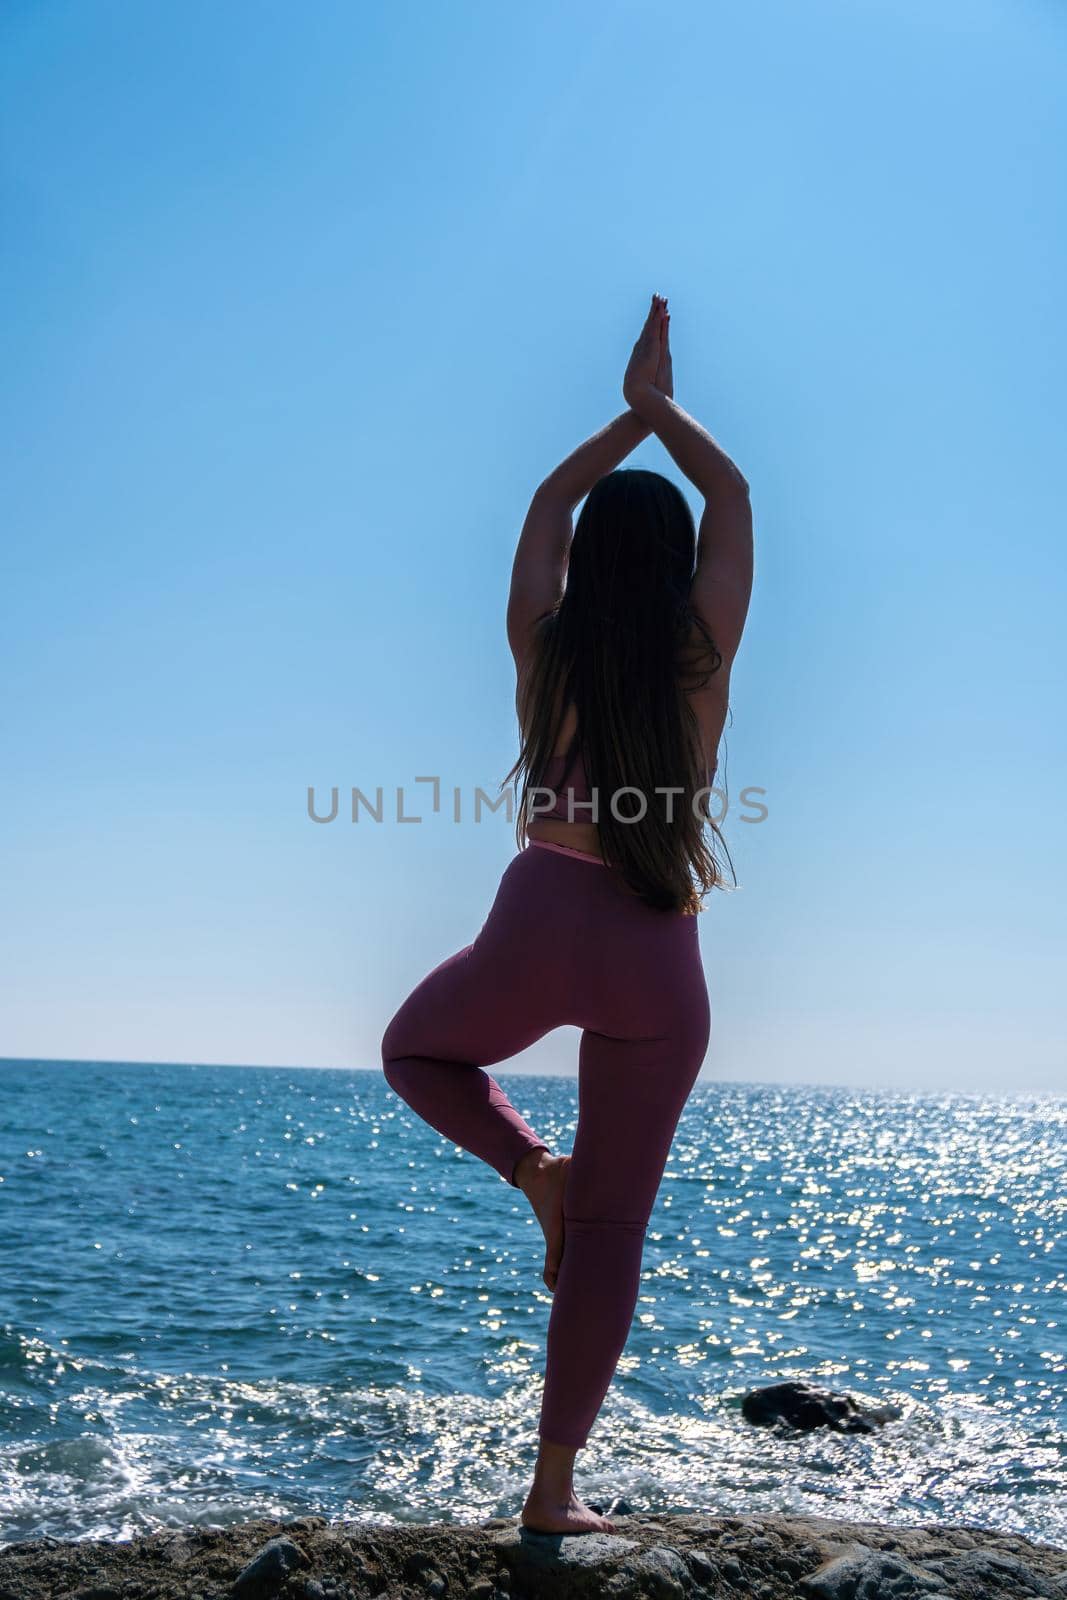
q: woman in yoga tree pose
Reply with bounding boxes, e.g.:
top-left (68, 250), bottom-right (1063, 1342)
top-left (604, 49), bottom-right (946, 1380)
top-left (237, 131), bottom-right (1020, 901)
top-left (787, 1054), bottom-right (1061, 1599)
top-left (381, 294), bottom-right (753, 1534)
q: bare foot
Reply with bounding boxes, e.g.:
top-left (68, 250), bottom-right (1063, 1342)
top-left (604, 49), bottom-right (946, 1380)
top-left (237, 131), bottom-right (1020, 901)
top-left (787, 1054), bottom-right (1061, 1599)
top-left (520, 1488), bottom-right (616, 1535)
top-left (515, 1150), bottom-right (571, 1291)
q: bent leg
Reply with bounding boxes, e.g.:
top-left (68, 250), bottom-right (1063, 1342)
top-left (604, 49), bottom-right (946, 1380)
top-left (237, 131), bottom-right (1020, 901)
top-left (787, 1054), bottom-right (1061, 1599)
top-left (539, 1009), bottom-right (709, 1447)
top-left (382, 940), bottom-right (552, 1186)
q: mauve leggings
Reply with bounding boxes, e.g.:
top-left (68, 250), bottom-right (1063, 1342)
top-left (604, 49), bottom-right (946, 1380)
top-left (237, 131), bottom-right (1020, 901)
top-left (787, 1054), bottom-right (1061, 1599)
top-left (380, 838), bottom-right (711, 1450)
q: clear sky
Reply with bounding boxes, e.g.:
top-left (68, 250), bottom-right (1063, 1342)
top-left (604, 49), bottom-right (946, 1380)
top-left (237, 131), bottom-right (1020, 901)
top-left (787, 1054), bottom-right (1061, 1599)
top-left (2, 0), bottom-right (1064, 1092)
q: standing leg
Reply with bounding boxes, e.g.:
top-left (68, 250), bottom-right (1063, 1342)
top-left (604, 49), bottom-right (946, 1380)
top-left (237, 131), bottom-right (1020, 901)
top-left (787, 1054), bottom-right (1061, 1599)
top-left (536, 1022), bottom-right (708, 1449)
top-left (521, 1018), bottom-right (708, 1533)
top-left (518, 1011), bottom-right (710, 1536)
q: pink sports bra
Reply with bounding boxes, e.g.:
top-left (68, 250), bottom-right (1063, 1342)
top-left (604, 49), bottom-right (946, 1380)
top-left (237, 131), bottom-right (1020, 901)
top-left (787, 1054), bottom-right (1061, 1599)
top-left (536, 743), bottom-right (593, 822)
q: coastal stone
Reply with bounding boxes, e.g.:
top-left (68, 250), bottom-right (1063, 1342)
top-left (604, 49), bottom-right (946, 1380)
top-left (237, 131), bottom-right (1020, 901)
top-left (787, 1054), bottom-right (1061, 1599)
top-left (1, 1512), bottom-right (1065, 1600)
top-left (493, 1526), bottom-right (640, 1572)
top-left (925, 1547), bottom-right (1061, 1596)
top-left (685, 1549), bottom-right (718, 1583)
top-left (230, 1537), bottom-right (309, 1596)
top-left (742, 1380), bottom-right (900, 1434)
top-left (800, 1543), bottom-right (946, 1598)
top-left (615, 1544), bottom-right (692, 1598)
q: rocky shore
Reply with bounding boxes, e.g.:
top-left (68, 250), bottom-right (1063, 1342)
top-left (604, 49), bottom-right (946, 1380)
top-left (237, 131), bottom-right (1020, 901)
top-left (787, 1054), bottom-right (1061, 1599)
top-left (2, 1510), bottom-right (1066, 1600)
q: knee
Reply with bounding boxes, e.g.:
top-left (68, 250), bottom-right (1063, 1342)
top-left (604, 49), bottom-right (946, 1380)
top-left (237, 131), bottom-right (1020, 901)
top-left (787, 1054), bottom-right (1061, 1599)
top-left (381, 1057), bottom-right (409, 1102)
top-left (380, 1009), bottom-right (410, 1085)
top-left (381, 1045), bottom-right (416, 1104)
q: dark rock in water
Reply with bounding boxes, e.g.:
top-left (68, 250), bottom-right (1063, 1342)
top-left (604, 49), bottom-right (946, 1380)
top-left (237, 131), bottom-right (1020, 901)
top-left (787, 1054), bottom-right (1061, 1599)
top-left (742, 1380), bottom-right (901, 1434)
top-left (231, 1535), bottom-right (309, 1595)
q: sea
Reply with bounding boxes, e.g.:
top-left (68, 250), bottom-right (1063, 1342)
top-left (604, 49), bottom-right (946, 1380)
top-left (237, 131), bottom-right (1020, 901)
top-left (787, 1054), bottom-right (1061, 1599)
top-left (1, 1061), bottom-right (1064, 1549)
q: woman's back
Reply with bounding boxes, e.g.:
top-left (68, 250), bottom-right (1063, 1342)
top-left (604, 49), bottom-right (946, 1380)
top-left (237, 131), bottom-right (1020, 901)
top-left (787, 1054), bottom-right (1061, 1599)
top-left (525, 651), bottom-right (728, 860)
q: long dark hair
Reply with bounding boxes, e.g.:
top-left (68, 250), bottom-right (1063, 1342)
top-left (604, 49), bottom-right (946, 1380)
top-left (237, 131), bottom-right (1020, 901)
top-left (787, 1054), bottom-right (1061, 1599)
top-left (503, 468), bottom-right (735, 914)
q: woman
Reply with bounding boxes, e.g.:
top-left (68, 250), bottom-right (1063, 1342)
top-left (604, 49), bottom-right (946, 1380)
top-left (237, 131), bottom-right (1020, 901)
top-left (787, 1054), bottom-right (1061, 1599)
top-left (381, 294), bottom-right (753, 1534)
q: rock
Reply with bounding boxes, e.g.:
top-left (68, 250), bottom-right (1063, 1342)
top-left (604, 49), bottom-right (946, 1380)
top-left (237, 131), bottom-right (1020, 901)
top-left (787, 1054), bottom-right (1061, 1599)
top-left (800, 1543), bottom-right (946, 1598)
top-left (158, 1532), bottom-right (205, 1569)
top-left (493, 1525), bottom-right (640, 1571)
top-left (925, 1547), bottom-right (1061, 1596)
top-left (618, 1544), bottom-right (692, 1597)
top-left (403, 1550), bottom-right (436, 1580)
top-left (1, 1511), bottom-right (1064, 1600)
top-left (686, 1549), bottom-right (718, 1583)
top-left (742, 1381), bottom-right (901, 1434)
top-left (231, 1537), bottom-right (309, 1597)
top-left (398, 1550), bottom-right (447, 1595)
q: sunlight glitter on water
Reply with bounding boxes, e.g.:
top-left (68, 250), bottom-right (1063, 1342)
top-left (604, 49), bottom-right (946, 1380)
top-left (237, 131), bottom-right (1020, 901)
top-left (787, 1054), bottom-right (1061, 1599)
top-left (1, 1064), bottom-right (1064, 1545)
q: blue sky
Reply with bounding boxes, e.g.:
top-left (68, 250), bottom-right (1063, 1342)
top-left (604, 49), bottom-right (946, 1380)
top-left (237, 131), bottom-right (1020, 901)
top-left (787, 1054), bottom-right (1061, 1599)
top-left (2, 0), bottom-right (1064, 1091)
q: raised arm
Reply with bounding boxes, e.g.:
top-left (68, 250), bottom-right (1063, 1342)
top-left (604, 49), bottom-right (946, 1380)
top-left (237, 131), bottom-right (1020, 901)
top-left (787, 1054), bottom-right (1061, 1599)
top-left (506, 409), bottom-right (650, 670)
top-left (507, 297), bottom-right (678, 671)
top-left (624, 297), bottom-right (753, 668)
